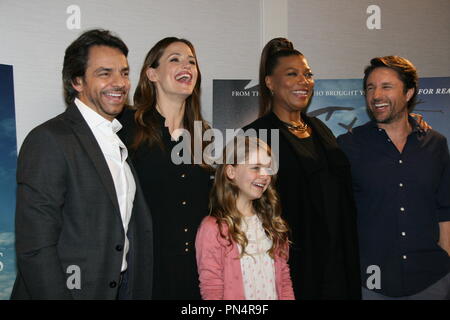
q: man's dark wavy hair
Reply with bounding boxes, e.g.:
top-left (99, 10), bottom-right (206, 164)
top-left (62, 29), bottom-right (128, 106)
top-left (363, 56), bottom-right (418, 111)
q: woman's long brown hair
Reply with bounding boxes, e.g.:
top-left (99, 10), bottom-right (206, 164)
top-left (131, 37), bottom-right (211, 167)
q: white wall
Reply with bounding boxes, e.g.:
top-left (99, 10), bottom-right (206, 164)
top-left (288, 0), bottom-right (450, 79)
top-left (0, 0), bottom-right (261, 148)
top-left (1, 0), bottom-right (449, 149)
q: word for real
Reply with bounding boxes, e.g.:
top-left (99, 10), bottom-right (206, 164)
top-left (418, 88), bottom-right (450, 95)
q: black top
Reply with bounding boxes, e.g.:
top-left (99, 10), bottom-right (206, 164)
top-left (244, 112), bottom-right (361, 300)
top-left (119, 109), bottom-right (212, 299)
top-left (337, 118), bottom-right (450, 297)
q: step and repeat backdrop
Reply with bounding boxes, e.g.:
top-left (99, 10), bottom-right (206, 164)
top-left (213, 78), bottom-right (450, 145)
top-left (1, 0), bottom-right (449, 299)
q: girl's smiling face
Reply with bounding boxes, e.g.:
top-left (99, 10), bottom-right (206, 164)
top-left (226, 147), bottom-right (273, 203)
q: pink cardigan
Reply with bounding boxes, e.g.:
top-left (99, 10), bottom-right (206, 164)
top-left (195, 216), bottom-right (295, 300)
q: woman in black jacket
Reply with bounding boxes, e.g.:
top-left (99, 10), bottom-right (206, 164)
top-left (243, 38), bottom-right (361, 299)
top-left (119, 37), bottom-right (212, 299)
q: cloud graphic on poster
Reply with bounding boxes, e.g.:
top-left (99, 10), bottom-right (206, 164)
top-left (0, 167), bottom-right (16, 182)
top-left (0, 274), bottom-right (14, 300)
top-left (0, 118), bottom-right (16, 138)
top-left (9, 149), bottom-right (17, 158)
top-left (0, 238), bottom-right (16, 300)
top-left (0, 232), bottom-right (15, 247)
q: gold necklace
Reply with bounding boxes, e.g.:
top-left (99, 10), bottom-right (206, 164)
top-left (282, 120), bottom-right (309, 133)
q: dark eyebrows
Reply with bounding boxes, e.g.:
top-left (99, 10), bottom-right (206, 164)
top-left (93, 66), bottom-right (129, 74)
top-left (167, 52), bottom-right (196, 59)
top-left (367, 81), bottom-right (394, 87)
top-left (284, 67), bottom-right (312, 72)
top-left (282, 67), bottom-right (298, 74)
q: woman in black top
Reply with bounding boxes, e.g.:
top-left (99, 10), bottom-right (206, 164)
top-left (119, 37), bottom-right (212, 299)
top-left (243, 38), bottom-right (361, 299)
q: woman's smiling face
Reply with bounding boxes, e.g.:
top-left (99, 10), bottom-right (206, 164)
top-left (147, 41), bottom-right (198, 98)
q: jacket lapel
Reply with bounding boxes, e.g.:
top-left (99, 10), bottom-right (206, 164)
top-left (63, 103), bottom-right (121, 216)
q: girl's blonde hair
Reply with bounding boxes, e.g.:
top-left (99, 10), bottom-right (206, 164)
top-left (209, 136), bottom-right (290, 258)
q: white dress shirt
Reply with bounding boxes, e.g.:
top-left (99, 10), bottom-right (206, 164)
top-left (75, 98), bottom-right (136, 272)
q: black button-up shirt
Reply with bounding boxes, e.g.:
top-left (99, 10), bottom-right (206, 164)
top-left (337, 117), bottom-right (450, 297)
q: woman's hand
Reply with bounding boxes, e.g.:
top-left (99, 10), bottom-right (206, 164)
top-left (410, 113), bottom-right (432, 132)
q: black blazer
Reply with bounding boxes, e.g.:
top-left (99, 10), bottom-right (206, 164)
top-left (118, 108), bottom-right (211, 299)
top-left (11, 104), bottom-right (153, 299)
top-left (244, 112), bottom-right (361, 299)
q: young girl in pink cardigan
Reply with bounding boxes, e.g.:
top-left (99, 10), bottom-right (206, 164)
top-left (195, 136), bottom-right (294, 300)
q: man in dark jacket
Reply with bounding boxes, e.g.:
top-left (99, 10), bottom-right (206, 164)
top-left (11, 29), bottom-right (153, 300)
top-left (338, 56), bottom-right (450, 300)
